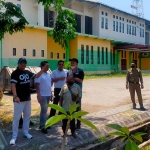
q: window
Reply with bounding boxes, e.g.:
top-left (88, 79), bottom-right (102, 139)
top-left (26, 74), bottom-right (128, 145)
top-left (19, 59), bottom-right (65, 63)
top-left (13, 48), bottom-right (16, 56)
top-left (119, 22), bottom-right (121, 32)
top-left (81, 45), bottom-right (84, 64)
top-left (101, 17), bottom-right (104, 28)
top-left (113, 15), bottom-right (115, 18)
top-left (17, 4), bottom-right (21, 8)
top-left (127, 24), bottom-right (129, 34)
top-left (132, 26), bottom-right (134, 35)
top-left (140, 28), bottom-right (142, 37)
top-left (134, 27), bottom-right (136, 36)
top-left (32, 49), bottom-right (36, 57)
top-left (113, 21), bottom-right (115, 31)
top-left (110, 50), bottom-right (112, 65)
top-left (97, 47), bottom-right (100, 64)
top-left (50, 52), bottom-right (53, 58)
top-left (63, 53), bottom-right (65, 59)
top-left (23, 49), bottom-right (26, 56)
top-left (91, 46), bottom-right (93, 64)
top-left (85, 16), bottom-right (92, 34)
top-left (41, 50), bottom-right (44, 57)
top-left (57, 53), bottom-right (59, 59)
top-left (105, 12), bottom-right (108, 16)
top-left (106, 48), bottom-right (108, 64)
top-left (142, 29), bottom-right (144, 37)
top-left (102, 47), bottom-right (104, 64)
top-left (122, 18), bottom-right (124, 21)
top-left (105, 18), bottom-right (108, 29)
top-left (74, 14), bottom-right (81, 33)
top-left (121, 51), bottom-right (126, 58)
top-left (119, 17), bottom-right (121, 20)
top-left (129, 25), bottom-right (131, 34)
top-left (132, 21), bottom-right (134, 24)
top-left (116, 21), bottom-right (118, 32)
top-left (127, 19), bottom-right (128, 22)
top-left (116, 16), bottom-right (118, 19)
top-left (122, 23), bottom-right (124, 33)
top-left (86, 45), bottom-right (89, 64)
top-left (101, 11), bottom-right (104, 15)
top-left (113, 49), bottom-right (115, 65)
top-left (129, 20), bottom-right (131, 23)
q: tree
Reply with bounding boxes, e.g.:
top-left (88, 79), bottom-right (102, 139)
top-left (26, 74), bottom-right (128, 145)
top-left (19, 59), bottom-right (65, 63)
top-left (0, 0), bottom-right (28, 40)
top-left (46, 104), bottom-right (98, 150)
top-left (38, 0), bottom-right (77, 49)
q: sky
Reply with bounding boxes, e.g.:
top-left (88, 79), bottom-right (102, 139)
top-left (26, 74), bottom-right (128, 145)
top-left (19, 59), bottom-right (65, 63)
top-left (97, 0), bottom-right (150, 20)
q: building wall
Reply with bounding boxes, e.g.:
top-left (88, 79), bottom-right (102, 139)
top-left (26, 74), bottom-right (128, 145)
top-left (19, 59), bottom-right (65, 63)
top-left (2, 27), bottom-right (47, 67)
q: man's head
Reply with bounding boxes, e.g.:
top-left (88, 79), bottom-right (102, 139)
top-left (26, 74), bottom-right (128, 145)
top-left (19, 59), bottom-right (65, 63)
top-left (57, 60), bottom-right (64, 71)
top-left (40, 61), bottom-right (49, 72)
top-left (18, 58), bottom-right (27, 70)
top-left (69, 58), bottom-right (78, 70)
top-left (66, 75), bottom-right (74, 85)
top-left (131, 61), bottom-right (137, 68)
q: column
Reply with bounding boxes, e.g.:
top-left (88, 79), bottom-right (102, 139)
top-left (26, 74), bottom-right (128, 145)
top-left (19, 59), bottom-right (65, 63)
top-left (38, 3), bottom-right (44, 26)
top-left (117, 50), bottom-right (120, 72)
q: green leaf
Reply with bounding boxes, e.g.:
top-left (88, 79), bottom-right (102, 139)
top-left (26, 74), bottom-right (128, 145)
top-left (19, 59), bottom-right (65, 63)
top-left (69, 104), bottom-right (79, 115)
top-left (72, 111), bottom-right (89, 119)
top-left (132, 132), bottom-right (147, 142)
top-left (47, 104), bottom-right (67, 115)
top-left (110, 131), bottom-right (126, 137)
top-left (77, 118), bottom-right (98, 131)
top-left (120, 136), bottom-right (127, 142)
top-left (45, 114), bottom-right (67, 128)
top-left (125, 139), bottom-right (139, 150)
top-left (121, 127), bottom-right (130, 136)
top-left (107, 124), bottom-right (122, 132)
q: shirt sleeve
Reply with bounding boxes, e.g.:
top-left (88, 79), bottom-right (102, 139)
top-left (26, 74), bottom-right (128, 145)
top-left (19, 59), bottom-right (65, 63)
top-left (126, 70), bottom-right (130, 84)
top-left (79, 69), bottom-right (84, 80)
top-left (59, 87), bottom-right (64, 97)
top-left (34, 76), bottom-right (41, 83)
top-left (10, 71), bottom-right (18, 83)
top-left (51, 71), bottom-right (55, 79)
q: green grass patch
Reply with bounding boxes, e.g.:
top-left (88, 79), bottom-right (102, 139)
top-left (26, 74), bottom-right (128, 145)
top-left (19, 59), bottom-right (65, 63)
top-left (84, 72), bottom-right (150, 80)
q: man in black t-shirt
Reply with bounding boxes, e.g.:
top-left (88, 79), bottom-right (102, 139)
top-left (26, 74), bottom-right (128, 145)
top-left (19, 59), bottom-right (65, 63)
top-left (69, 58), bottom-right (84, 129)
top-left (10, 58), bottom-right (48, 145)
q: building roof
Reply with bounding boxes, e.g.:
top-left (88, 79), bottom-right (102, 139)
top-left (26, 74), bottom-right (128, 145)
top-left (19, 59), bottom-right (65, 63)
top-left (78, 0), bottom-right (150, 25)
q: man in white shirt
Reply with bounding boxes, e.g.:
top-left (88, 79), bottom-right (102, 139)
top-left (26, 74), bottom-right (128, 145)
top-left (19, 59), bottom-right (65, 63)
top-left (35, 61), bottom-right (52, 134)
top-left (49, 60), bottom-right (67, 118)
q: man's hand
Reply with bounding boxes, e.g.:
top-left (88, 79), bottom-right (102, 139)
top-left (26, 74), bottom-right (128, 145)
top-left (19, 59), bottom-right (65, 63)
top-left (59, 77), bottom-right (65, 80)
top-left (14, 97), bottom-right (20, 103)
top-left (41, 64), bottom-right (49, 72)
top-left (141, 84), bottom-right (144, 89)
top-left (37, 94), bottom-right (42, 103)
top-left (126, 84), bottom-right (129, 89)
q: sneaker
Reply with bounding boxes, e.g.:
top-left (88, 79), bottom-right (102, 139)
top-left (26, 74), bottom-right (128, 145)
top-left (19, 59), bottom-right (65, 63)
top-left (10, 138), bottom-right (16, 145)
top-left (72, 133), bottom-right (77, 138)
top-left (41, 128), bottom-right (48, 134)
top-left (140, 107), bottom-right (147, 111)
top-left (24, 134), bottom-right (33, 139)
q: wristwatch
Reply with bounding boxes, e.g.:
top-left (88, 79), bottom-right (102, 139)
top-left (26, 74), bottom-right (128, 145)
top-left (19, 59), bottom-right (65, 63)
top-left (13, 95), bottom-right (18, 99)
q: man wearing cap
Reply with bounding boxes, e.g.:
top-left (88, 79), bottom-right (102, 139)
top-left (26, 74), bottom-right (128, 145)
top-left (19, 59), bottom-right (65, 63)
top-left (35, 61), bottom-right (52, 134)
top-left (126, 61), bottom-right (146, 111)
top-left (10, 58), bottom-right (48, 145)
top-left (49, 60), bottom-right (67, 118)
top-left (69, 58), bottom-right (84, 129)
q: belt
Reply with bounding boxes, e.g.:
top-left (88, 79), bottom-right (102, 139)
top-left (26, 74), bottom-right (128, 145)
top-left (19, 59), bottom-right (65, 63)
top-left (129, 82), bottom-right (139, 84)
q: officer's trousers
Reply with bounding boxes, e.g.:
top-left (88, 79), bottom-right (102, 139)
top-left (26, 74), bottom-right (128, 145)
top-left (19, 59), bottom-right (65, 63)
top-left (129, 83), bottom-right (143, 107)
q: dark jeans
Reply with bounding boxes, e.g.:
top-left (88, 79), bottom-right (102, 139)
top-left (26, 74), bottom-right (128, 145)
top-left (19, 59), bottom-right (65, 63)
top-left (49, 88), bottom-right (61, 118)
top-left (62, 118), bottom-right (75, 134)
top-left (76, 97), bottom-right (81, 127)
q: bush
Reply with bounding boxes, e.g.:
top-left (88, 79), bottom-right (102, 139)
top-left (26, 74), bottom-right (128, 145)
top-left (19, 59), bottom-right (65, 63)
top-left (64, 61), bottom-right (70, 70)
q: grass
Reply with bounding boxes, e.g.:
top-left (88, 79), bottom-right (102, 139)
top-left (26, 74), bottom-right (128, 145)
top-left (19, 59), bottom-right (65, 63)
top-left (141, 145), bottom-right (150, 150)
top-left (84, 72), bottom-right (150, 80)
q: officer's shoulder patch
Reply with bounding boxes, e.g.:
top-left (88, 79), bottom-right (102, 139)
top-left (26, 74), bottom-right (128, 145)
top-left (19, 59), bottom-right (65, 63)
top-left (136, 68), bottom-right (140, 72)
top-left (128, 68), bottom-right (132, 72)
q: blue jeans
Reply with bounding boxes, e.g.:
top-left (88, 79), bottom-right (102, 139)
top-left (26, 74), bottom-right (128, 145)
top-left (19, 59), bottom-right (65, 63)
top-left (40, 96), bottom-right (50, 129)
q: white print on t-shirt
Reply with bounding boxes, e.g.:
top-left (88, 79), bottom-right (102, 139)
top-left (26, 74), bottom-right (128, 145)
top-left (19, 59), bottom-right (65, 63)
top-left (19, 74), bottom-right (30, 84)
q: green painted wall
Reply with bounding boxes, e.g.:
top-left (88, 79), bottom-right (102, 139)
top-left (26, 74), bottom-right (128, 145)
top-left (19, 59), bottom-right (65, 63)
top-left (0, 40), bottom-right (2, 69)
top-left (77, 49), bottom-right (118, 72)
top-left (47, 60), bottom-right (59, 71)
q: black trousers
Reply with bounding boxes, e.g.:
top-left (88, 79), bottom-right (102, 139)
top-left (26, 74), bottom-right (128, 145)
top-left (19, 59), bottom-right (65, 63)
top-left (49, 88), bottom-right (61, 118)
top-left (76, 98), bottom-right (81, 127)
top-left (62, 118), bottom-right (75, 134)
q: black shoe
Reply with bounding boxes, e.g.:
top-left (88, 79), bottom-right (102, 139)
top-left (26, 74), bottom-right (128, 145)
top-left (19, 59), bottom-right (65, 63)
top-left (30, 121), bottom-right (34, 126)
top-left (72, 133), bottom-right (77, 138)
top-left (19, 124), bottom-right (22, 129)
top-left (39, 126), bottom-right (41, 129)
top-left (133, 104), bottom-right (136, 109)
top-left (41, 128), bottom-right (48, 134)
top-left (140, 107), bottom-right (147, 111)
top-left (46, 126), bottom-right (51, 129)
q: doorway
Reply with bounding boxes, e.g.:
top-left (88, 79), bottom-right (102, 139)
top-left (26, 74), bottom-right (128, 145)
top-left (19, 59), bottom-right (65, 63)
top-left (121, 59), bottom-right (127, 70)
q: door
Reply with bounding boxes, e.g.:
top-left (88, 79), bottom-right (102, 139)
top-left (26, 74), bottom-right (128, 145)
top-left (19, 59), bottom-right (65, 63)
top-left (121, 59), bottom-right (127, 70)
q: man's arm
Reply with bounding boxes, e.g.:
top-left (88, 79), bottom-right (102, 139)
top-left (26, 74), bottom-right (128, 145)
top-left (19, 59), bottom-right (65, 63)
top-left (74, 70), bottom-right (84, 83)
top-left (126, 71), bottom-right (129, 89)
top-left (52, 77), bottom-right (65, 83)
top-left (139, 71), bottom-right (144, 89)
top-left (59, 96), bottom-right (63, 106)
top-left (35, 82), bottom-right (42, 103)
top-left (11, 83), bottom-right (20, 103)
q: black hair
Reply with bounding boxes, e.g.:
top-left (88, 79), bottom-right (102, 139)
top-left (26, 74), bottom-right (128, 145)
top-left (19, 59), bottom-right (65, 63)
top-left (40, 61), bottom-right (48, 68)
top-left (57, 60), bottom-right (64, 65)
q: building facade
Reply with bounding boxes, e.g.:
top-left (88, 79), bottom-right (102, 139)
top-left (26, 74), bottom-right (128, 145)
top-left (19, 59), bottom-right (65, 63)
top-left (0, 0), bottom-right (150, 73)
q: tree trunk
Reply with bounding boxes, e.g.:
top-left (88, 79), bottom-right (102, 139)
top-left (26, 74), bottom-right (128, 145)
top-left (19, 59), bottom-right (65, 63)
top-left (61, 120), bottom-right (70, 150)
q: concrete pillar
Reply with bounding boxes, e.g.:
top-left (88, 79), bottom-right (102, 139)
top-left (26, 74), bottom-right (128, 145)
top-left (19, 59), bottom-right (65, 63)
top-left (38, 3), bottom-right (44, 26)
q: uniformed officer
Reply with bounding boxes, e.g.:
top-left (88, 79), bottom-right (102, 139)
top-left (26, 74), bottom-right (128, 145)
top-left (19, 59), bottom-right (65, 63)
top-left (126, 61), bottom-right (146, 110)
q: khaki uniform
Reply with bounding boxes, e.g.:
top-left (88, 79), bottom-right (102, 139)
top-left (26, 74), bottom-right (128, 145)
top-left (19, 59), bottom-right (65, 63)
top-left (126, 68), bottom-right (143, 107)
